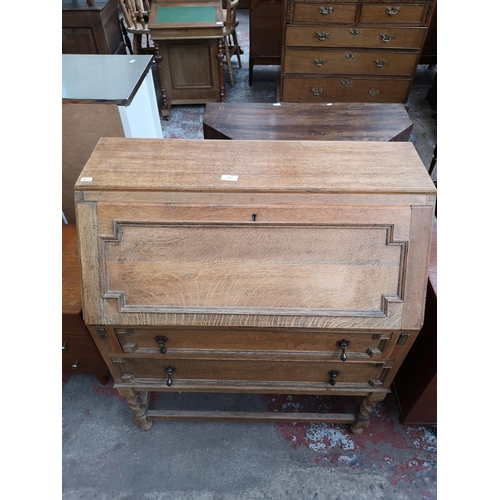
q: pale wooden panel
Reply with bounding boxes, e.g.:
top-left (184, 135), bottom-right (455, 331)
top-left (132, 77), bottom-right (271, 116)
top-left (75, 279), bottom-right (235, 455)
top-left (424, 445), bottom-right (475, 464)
top-left (62, 103), bottom-right (124, 223)
top-left (103, 224), bottom-right (404, 314)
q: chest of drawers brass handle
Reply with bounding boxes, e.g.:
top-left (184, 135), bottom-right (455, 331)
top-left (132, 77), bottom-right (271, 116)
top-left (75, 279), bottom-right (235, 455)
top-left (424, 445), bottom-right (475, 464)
top-left (318, 6), bottom-right (333, 15)
top-left (345, 53), bottom-right (356, 61)
top-left (380, 33), bottom-right (395, 43)
top-left (341, 79), bottom-right (352, 87)
top-left (368, 89), bottom-right (380, 96)
top-left (374, 59), bottom-right (388, 68)
top-left (311, 87), bottom-right (323, 96)
top-left (386, 6), bottom-right (400, 16)
top-left (72, 359), bottom-right (79, 369)
top-left (155, 336), bottom-right (168, 354)
top-left (165, 366), bottom-right (175, 387)
top-left (328, 370), bottom-right (340, 386)
top-left (349, 28), bottom-right (361, 37)
top-left (315, 31), bottom-right (330, 41)
top-left (314, 58), bottom-right (327, 67)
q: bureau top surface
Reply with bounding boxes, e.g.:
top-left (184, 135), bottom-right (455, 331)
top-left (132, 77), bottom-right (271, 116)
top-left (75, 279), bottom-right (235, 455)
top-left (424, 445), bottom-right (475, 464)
top-left (75, 138), bottom-right (436, 195)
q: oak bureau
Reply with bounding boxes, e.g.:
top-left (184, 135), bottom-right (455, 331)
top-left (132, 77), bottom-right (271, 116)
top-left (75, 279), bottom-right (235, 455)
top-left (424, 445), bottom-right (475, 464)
top-left (74, 138), bottom-right (436, 433)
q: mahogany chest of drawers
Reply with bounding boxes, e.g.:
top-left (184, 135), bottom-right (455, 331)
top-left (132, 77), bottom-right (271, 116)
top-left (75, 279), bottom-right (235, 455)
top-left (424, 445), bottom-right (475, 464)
top-left (280, 0), bottom-right (436, 103)
top-left (75, 137), bottom-right (436, 432)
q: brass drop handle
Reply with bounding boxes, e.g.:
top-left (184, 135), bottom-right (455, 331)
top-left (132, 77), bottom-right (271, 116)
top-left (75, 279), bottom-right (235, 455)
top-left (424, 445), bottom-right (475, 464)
top-left (337, 339), bottom-right (350, 362)
top-left (315, 31), bottom-right (330, 41)
top-left (380, 33), bottom-right (395, 42)
top-left (62, 341), bottom-right (67, 350)
top-left (165, 366), bottom-right (175, 387)
top-left (328, 370), bottom-right (340, 386)
top-left (72, 359), bottom-right (79, 369)
top-left (386, 6), bottom-right (400, 16)
top-left (155, 336), bottom-right (168, 354)
top-left (318, 6), bottom-right (333, 15)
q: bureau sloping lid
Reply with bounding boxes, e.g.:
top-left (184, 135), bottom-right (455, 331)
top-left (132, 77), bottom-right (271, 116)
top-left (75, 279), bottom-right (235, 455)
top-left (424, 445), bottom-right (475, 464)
top-left (75, 138), bottom-right (436, 194)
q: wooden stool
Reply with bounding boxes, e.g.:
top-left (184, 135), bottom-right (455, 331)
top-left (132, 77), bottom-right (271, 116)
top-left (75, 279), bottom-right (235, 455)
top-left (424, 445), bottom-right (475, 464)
top-left (63, 224), bottom-right (110, 385)
top-left (203, 102), bottom-right (413, 142)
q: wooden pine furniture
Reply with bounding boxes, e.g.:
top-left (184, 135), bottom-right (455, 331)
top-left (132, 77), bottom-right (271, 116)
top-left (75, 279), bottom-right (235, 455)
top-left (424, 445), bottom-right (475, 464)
top-left (118, 0), bottom-right (155, 55)
top-left (203, 102), bottom-right (413, 141)
top-left (74, 137), bottom-right (436, 433)
top-left (63, 224), bottom-right (110, 385)
top-left (279, 0), bottom-right (436, 103)
top-left (62, 0), bottom-right (126, 55)
top-left (222, 0), bottom-right (243, 87)
top-left (148, 0), bottom-right (226, 119)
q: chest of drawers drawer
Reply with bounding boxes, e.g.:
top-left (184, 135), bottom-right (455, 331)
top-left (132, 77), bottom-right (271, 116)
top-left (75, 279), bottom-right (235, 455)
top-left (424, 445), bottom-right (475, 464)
top-left (284, 48), bottom-right (418, 75)
top-left (285, 26), bottom-right (427, 49)
top-left (281, 75), bottom-right (411, 102)
top-left (359, 3), bottom-right (427, 23)
top-left (291, 2), bottom-right (358, 23)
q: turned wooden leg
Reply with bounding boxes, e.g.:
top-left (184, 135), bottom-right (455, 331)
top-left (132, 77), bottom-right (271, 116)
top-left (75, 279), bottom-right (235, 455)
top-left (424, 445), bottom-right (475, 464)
top-left (117, 388), bottom-right (153, 431)
top-left (350, 393), bottom-right (386, 434)
top-left (217, 38), bottom-right (225, 102)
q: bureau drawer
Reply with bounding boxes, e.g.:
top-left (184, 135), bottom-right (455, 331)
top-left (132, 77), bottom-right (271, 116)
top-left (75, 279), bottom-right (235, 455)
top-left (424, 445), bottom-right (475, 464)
top-left (113, 326), bottom-right (396, 360)
top-left (285, 25), bottom-right (427, 49)
top-left (283, 48), bottom-right (419, 75)
top-left (359, 3), bottom-right (427, 24)
top-left (281, 75), bottom-right (411, 102)
top-left (111, 355), bottom-right (390, 387)
top-left (291, 2), bottom-right (358, 24)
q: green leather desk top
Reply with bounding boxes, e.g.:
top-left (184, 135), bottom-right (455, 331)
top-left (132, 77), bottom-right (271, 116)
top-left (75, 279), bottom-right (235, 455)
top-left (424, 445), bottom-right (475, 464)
top-left (155, 5), bottom-right (216, 23)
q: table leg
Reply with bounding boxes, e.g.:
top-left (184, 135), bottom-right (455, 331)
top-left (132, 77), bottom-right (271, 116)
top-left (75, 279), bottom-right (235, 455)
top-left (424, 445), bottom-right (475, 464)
top-left (154, 41), bottom-right (171, 119)
top-left (118, 387), bottom-right (153, 431)
top-left (217, 38), bottom-right (225, 103)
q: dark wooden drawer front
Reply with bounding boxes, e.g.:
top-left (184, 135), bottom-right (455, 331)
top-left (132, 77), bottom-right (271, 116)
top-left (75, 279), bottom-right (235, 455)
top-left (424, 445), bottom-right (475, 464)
top-left (62, 314), bottom-right (88, 336)
top-left (281, 76), bottom-right (411, 102)
top-left (292, 3), bottom-right (358, 23)
top-left (285, 26), bottom-right (427, 49)
top-left (62, 335), bottom-right (108, 374)
top-left (114, 327), bottom-right (395, 360)
top-left (284, 49), bottom-right (419, 75)
top-left (359, 4), bottom-right (427, 23)
top-left (112, 355), bottom-right (388, 386)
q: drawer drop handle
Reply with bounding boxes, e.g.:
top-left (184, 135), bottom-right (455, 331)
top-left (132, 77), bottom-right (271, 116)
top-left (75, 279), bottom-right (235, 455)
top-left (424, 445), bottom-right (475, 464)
top-left (345, 53), bottom-right (356, 61)
top-left (318, 6), bottom-right (333, 15)
top-left (374, 59), bottom-right (387, 68)
top-left (155, 336), bottom-right (168, 354)
top-left (337, 339), bottom-right (350, 362)
top-left (380, 33), bottom-right (395, 43)
top-left (315, 31), bottom-right (330, 41)
top-left (386, 6), bottom-right (400, 16)
top-left (311, 87), bottom-right (323, 96)
top-left (62, 341), bottom-right (67, 350)
top-left (328, 370), bottom-right (339, 386)
top-left (165, 366), bottom-right (176, 387)
top-left (72, 359), bottom-right (79, 369)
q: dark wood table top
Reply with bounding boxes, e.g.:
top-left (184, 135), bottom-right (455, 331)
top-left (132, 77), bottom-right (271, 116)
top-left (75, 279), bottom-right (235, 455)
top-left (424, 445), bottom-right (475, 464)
top-left (203, 102), bottom-right (413, 142)
top-left (62, 224), bottom-right (82, 316)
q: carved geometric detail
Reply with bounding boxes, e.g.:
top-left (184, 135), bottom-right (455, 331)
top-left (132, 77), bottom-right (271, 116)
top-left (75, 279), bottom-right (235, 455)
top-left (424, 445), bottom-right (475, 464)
top-left (96, 328), bottom-right (108, 340)
top-left (122, 342), bottom-right (138, 353)
top-left (397, 332), bottom-right (411, 345)
top-left (367, 347), bottom-right (383, 359)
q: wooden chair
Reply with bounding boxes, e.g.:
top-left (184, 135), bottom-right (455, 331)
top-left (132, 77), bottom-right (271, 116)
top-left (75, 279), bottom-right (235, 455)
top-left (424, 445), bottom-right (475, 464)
top-left (118, 0), bottom-right (155, 55)
top-left (222, 0), bottom-right (242, 87)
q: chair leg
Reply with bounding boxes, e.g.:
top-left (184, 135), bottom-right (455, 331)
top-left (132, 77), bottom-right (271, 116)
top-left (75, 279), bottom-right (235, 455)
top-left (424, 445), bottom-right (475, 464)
top-left (224, 36), bottom-right (234, 87)
top-left (133, 34), bottom-right (142, 55)
top-left (232, 31), bottom-right (242, 68)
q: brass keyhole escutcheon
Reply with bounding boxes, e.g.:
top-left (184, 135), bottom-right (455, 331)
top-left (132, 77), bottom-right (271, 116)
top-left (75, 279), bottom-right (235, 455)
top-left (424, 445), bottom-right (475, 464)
top-left (318, 6), bottom-right (333, 15)
top-left (311, 87), bottom-right (323, 96)
top-left (155, 336), bottom-right (168, 354)
top-left (386, 6), bottom-right (400, 16)
top-left (165, 366), bottom-right (175, 387)
top-left (315, 31), bottom-right (330, 41)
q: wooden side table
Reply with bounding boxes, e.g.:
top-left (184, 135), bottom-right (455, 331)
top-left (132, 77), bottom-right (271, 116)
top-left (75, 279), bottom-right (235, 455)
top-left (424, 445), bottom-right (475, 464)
top-left (203, 102), bottom-right (413, 141)
top-left (63, 224), bottom-right (110, 385)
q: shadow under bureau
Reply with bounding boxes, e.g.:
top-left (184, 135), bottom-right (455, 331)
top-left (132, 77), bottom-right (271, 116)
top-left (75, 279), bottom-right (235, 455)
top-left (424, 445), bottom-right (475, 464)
top-left (74, 138), bottom-right (436, 433)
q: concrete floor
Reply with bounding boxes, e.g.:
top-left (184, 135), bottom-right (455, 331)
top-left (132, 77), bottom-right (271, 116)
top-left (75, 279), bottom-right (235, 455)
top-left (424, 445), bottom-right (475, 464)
top-left (63, 9), bottom-right (437, 499)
